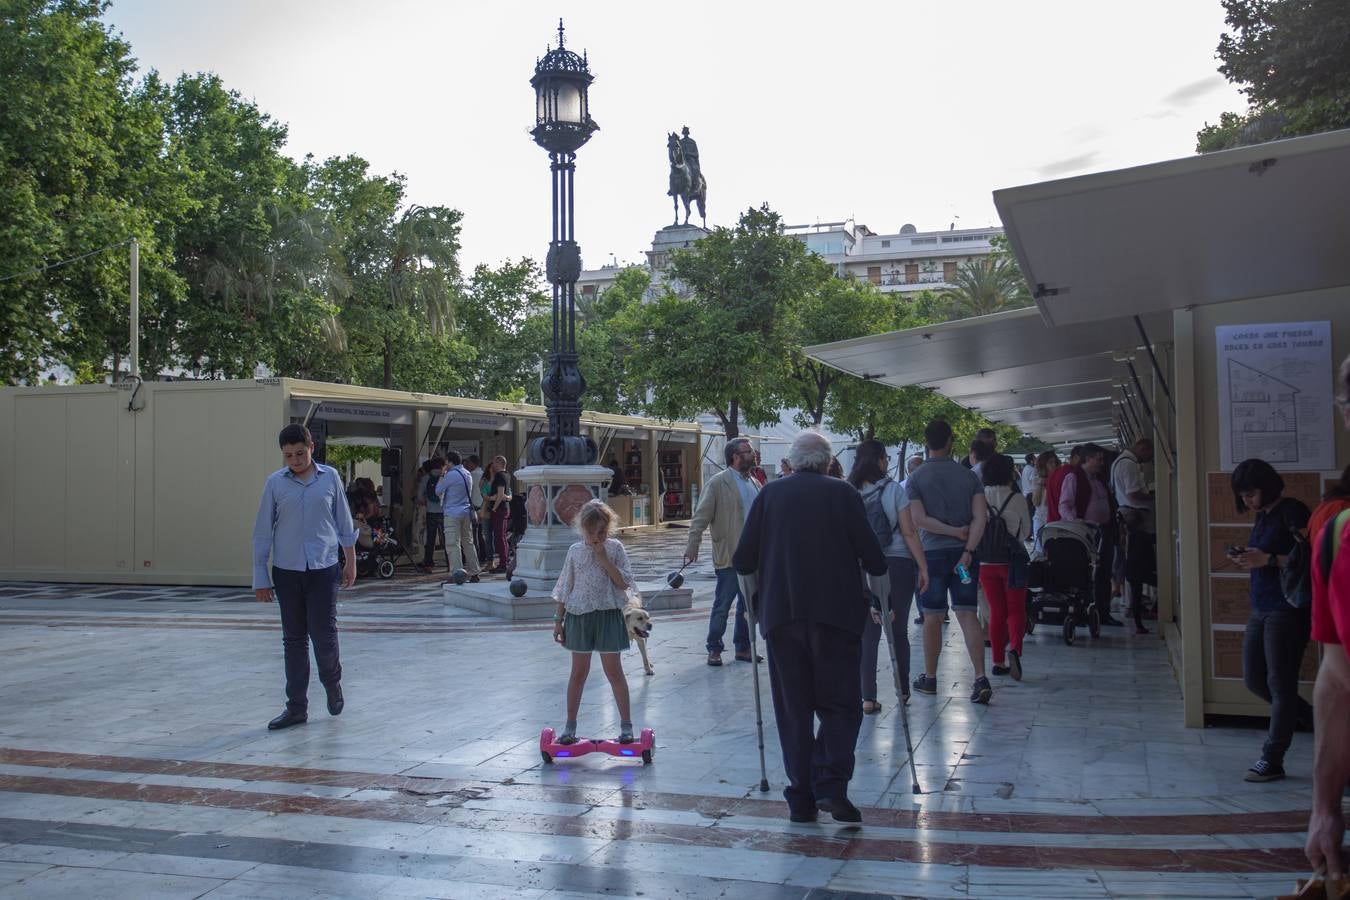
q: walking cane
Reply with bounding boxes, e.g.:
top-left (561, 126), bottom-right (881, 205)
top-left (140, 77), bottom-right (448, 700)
top-left (871, 571), bottom-right (922, 794)
top-left (737, 571), bottom-right (771, 794)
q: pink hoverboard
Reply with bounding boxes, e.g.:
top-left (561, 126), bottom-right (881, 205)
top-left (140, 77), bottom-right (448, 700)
top-left (540, 727), bottom-right (654, 765)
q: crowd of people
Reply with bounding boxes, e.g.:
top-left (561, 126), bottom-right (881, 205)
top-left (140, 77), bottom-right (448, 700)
top-left (411, 452), bottom-right (522, 579)
top-left (247, 355), bottom-right (1350, 870)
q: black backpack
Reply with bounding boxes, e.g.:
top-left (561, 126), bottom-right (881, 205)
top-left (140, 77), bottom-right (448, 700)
top-left (862, 477), bottom-right (895, 548)
top-left (1276, 499), bottom-right (1313, 609)
top-left (977, 492), bottom-right (1018, 564)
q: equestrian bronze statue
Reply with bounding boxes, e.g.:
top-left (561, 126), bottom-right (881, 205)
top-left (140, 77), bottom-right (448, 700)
top-left (667, 126), bottom-right (707, 227)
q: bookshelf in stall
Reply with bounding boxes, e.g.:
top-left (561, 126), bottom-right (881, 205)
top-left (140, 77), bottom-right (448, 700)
top-left (660, 449), bottom-right (686, 519)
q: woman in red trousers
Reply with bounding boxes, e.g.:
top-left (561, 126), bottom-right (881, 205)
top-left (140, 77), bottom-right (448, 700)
top-left (978, 454), bottom-right (1033, 680)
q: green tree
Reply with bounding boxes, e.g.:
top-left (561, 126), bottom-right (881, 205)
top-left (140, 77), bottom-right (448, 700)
top-left (786, 275), bottom-right (895, 428)
top-left (1197, 0), bottom-right (1350, 152)
top-left (456, 258), bottom-right (550, 402)
top-left (643, 204), bottom-right (826, 438)
top-left (0, 1), bottom-right (187, 383)
top-left (166, 72), bottom-right (300, 378)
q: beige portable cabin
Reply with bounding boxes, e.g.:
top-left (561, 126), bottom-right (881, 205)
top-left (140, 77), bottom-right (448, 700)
top-left (0, 378), bottom-right (702, 587)
top-left (807, 128), bottom-right (1350, 723)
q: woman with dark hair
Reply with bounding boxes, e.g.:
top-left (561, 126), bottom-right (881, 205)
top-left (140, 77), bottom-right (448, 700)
top-left (1229, 458), bottom-right (1313, 783)
top-left (849, 440), bottom-right (928, 713)
top-left (978, 454), bottom-right (1032, 679)
top-left (486, 455), bottom-right (512, 574)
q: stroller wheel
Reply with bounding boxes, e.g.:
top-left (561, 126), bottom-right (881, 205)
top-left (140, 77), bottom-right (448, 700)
top-left (1062, 614), bottom-right (1076, 646)
top-left (1087, 605), bottom-right (1101, 639)
top-left (378, 559), bottom-right (395, 579)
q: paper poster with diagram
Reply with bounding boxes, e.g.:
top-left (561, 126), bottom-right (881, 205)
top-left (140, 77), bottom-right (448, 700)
top-left (1216, 321), bottom-right (1334, 472)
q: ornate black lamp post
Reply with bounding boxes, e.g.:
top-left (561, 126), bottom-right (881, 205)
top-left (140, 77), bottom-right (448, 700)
top-left (527, 20), bottom-right (599, 467)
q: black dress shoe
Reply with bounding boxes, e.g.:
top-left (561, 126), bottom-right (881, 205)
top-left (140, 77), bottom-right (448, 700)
top-left (816, 796), bottom-right (862, 823)
top-left (789, 808), bottom-right (818, 823)
top-left (325, 683), bottom-right (344, 716)
top-left (267, 708), bottom-right (307, 730)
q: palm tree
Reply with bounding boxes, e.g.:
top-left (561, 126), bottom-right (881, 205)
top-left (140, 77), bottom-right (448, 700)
top-left (937, 256), bottom-right (1031, 320)
top-left (379, 204), bottom-right (462, 388)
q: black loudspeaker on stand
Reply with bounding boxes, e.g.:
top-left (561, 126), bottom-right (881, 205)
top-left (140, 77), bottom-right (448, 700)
top-left (380, 447), bottom-right (402, 477)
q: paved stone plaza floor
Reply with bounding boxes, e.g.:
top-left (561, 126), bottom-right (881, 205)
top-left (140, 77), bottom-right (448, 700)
top-left (0, 526), bottom-right (1323, 898)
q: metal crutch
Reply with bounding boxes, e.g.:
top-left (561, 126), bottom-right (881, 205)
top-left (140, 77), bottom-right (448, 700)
top-left (737, 571), bottom-right (771, 793)
top-left (870, 571), bottom-right (922, 794)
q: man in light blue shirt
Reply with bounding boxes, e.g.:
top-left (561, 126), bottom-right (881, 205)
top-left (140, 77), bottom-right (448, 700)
top-left (435, 450), bottom-right (481, 582)
top-left (252, 424), bottom-right (358, 731)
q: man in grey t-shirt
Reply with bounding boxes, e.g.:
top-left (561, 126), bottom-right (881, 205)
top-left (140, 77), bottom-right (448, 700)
top-left (906, 419), bottom-right (992, 704)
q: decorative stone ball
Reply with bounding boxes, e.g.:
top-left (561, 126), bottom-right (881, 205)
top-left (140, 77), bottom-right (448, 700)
top-left (509, 579), bottom-right (528, 598)
top-left (451, 568), bottom-right (468, 585)
top-left (666, 571), bottom-right (684, 589)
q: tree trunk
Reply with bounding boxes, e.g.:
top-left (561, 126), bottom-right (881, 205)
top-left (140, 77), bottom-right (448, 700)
top-left (724, 398), bottom-right (739, 440)
top-left (383, 332), bottom-right (394, 390)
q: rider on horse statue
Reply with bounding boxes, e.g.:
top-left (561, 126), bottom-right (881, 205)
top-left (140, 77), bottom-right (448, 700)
top-left (667, 126), bottom-right (708, 227)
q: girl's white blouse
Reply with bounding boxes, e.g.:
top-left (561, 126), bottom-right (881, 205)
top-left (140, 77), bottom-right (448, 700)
top-left (551, 538), bottom-right (637, 614)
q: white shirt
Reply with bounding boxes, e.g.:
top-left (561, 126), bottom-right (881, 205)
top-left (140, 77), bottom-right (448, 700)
top-left (551, 539), bottom-right (637, 615)
top-left (1111, 452), bottom-right (1152, 510)
top-left (1020, 464), bottom-right (1037, 496)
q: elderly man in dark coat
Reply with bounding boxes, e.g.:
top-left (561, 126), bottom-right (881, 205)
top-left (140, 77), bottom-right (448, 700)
top-left (732, 430), bottom-right (888, 823)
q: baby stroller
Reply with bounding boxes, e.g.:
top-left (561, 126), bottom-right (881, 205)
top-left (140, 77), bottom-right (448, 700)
top-left (503, 493), bottom-right (528, 579)
top-left (356, 516), bottom-right (414, 580)
top-left (1026, 519), bottom-right (1100, 645)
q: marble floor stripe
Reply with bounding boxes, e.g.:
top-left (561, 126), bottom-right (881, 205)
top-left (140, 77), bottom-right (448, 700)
top-left (0, 778), bottom-right (1315, 875)
top-left (0, 747), bottom-right (1312, 837)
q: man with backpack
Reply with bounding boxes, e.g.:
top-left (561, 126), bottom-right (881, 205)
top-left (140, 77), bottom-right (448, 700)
top-left (420, 457), bottom-right (446, 571)
top-left (907, 420), bottom-right (992, 704)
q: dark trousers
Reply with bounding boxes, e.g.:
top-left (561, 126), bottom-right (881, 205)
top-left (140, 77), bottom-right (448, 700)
top-left (489, 507), bottom-right (509, 568)
top-left (272, 564), bottom-right (342, 712)
top-left (1125, 529), bottom-right (1157, 628)
top-left (860, 556), bottom-right (918, 701)
top-left (471, 507), bottom-right (488, 563)
top-left (706, 567), bottom-right (751, 654)
top-left (765, 620), bottom-right (864, 815)
top-left (1242, 606), bottom-right (1313, 763)
top-left (422, 512), bottom-right (445, 568)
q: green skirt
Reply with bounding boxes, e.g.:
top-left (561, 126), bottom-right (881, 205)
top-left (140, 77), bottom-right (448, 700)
top-left (563, 607), bottom-right (630, 653)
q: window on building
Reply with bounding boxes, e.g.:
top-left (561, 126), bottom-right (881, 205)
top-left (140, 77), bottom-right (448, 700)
top-left (905, 263), bottom-right (919, 284)
top-left (867, 266), bottom-right (881, 284)
top-left (581, 284), bottom-right (597, 296)
top-left (943, 261), bottom-right (957, 282)
top-left (881, 240), bottom-right (890, 248)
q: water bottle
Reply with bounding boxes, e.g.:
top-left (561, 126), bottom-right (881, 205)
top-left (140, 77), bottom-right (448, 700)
top-left (955, 562), bottom-right (973, 585)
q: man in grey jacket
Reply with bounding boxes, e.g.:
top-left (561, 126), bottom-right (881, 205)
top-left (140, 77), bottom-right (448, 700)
top-left (685, 437), bottom-right (760, 665)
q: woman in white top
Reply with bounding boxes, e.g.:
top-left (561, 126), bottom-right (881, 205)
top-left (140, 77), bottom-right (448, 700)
top-left (978, 454), bottom-right (1033, 680)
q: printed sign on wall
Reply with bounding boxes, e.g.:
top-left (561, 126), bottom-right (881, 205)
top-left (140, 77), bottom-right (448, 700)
top-left (1216, 321), bottom-right (1334, 471)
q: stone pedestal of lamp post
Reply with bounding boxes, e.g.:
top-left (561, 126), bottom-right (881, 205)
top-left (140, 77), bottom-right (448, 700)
top-left (441, 466), bottom-right (693, 620)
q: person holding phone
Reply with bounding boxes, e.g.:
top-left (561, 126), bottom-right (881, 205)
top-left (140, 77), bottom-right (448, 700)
top-left (1229, 458), bottom-right (1313, 783)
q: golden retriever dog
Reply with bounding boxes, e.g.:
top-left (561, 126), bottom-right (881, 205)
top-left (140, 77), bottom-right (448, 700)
top-left (623, 604), bottom-right (654, 676)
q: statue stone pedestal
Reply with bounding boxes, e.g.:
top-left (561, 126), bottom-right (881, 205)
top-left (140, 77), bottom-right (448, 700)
top-left (441, 464), bottom-right (692, 619)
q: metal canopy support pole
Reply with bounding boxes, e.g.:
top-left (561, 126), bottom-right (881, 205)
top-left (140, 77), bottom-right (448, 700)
top-left (1127, 360), bottom-right (1174, 470)
top-left (1134, 315), bottom-right (1175, 416)
top-left (129, 237), bottom-right (140, 379)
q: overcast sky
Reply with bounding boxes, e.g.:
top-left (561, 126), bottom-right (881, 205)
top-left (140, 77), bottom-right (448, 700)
top-left (105, 1), bottom-right (1248, 272)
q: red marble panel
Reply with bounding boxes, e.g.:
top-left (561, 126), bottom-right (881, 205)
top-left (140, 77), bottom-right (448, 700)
top-left (554, 484), bottom-right (595, 526)
top-left (526, 485), bottom-right (547, 526)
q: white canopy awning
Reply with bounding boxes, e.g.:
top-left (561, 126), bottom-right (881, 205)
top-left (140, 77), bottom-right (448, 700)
top-left (803, 307), bottom-right (1167, 442)
top-left (993, 128), bottom-right (1350, 327)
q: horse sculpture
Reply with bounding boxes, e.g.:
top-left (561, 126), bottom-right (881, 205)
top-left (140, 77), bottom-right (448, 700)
top-left (667, 132), bottom-right (707, 227)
